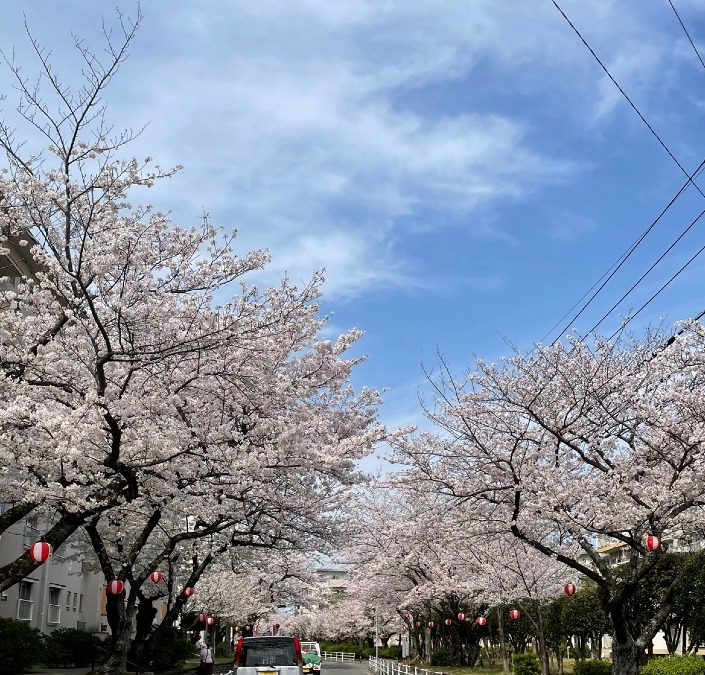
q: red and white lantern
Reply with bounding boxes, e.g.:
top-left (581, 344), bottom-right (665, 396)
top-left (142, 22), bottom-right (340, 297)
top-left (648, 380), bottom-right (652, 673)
top-left (509, 609), bottom-right (521, 620)
top-left (564, 582), bottom-right (577, 596)
top-left (245, 625), bottom-right (251, 631)
top-left (150, 571), bottom-right (163, 583)
top-left (183, 586), bottom-right (194, 597)
top-left (29, 542), bottom-right (52, 563)
top-left (198, 613), bottom-right (206, 623)
top-left (107, 580), bottom-right (124, 595)
top-left (476, 616), bottom-right (487, 626)
top-left (428, 621), bottom-right (434, 628)
top-left (235, 626), bottom-right (241, 632)
top-left (414, 621), bottom-right (421, 628)
top-left (206, 616), bottom-right (215, 625)
top-left (646, 535), bottom-right (661, 552)
top-left (444, 618), bottom-right (452, 626)
top-left (457, 612), bottom-right (465, 621)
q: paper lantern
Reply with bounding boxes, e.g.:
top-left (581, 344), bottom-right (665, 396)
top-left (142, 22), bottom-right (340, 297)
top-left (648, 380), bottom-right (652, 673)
top-left (150, 571), bottom-right (163, 583)
top-left (198, 613), bottom-right (206, 622)
top-left (245, 625), bottom-right (251, 630)
top-left (646, 535), bottom-right (661, 551)
top-left (183, 586), bottom-right (194, 597)
top-left (428, 621), bottom-right (434, 628)
top-left (476, 616), bottom-right (487, 626)
top-left (206, 616), bottom-right (215, 625)
top-left (29, 542), bottom-right (52, 563)
top-left (235, 626), bottom-right (241, 632)
top-left (564, 582), bottom-right (577, 596)
top-left (509, 609), bottom-right (521, 620)
top-left (107, 580), bottom-right (124, 595)
top-left (414, 621), bottom-right (421, 628)
top-left (444, 618), bottom-right (452, 626)
top-left (457, 612), bottom-right (465, 621)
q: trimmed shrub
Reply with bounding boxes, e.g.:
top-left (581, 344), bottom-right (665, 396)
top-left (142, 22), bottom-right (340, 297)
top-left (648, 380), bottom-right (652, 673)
top-left (513, 653), bottom-right (541, 675)
top-left (430, 648), bottom-right (454, 666)
top-left (0, 617), bottom-right (45, 674)
top-left (641, 655), bottom-right (705, 675)
top-left (574, 659), bottom-right (612, 675)
top-left (43, 628), bottom-right (103, 668)
top-left (378, 647), bottom-right (402, 659)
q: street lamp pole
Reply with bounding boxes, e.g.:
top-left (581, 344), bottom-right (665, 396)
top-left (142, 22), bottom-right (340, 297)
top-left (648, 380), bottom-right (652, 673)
top-left (375, 607), bottom-right (379, 660)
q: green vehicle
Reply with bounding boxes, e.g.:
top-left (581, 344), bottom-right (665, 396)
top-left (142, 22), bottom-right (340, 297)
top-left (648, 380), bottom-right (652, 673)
top-left (300, 642), bottom-right (321, 675)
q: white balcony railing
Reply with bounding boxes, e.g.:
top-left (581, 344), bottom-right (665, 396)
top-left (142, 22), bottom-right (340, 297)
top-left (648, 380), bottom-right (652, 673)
top-left (47, 603), bottom-right (61, 624)
top-left (17, 599), bottom-right (32, 621)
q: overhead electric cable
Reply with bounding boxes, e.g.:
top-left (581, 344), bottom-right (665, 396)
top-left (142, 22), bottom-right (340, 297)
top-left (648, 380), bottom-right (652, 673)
top-left (607, 240), bottom-right (705, 342)
top-left (667, 0), bottom-right (705, 73)
top-left (543, 159), bottom-right (705, 344)
top-left (551, 0), bottom-right (705, 200)
top-left (586, 204), bottom-right (705, 336)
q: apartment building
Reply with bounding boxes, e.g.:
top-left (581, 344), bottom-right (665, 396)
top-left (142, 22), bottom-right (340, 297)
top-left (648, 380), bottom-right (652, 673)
top-left (0, 507), bottom-right (109, 634)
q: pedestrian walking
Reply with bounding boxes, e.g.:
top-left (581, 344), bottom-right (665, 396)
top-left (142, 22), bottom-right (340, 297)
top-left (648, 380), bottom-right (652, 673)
top-left (200, 642), bottom-right (215, 675)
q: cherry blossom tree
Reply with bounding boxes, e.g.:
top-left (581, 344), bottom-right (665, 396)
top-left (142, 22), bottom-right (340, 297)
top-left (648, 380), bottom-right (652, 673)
top-left (390, 325), bottom-right (705, 675)
top-left (0, 12), bottom-right (384, 675)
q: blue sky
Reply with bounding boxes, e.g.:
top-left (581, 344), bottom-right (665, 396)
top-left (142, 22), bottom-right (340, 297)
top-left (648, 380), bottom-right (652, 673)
top-left (2, 1), bottom-right (705, 462)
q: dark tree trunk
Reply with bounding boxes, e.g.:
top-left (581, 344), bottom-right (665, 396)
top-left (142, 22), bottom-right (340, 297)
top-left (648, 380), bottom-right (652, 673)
top-left (130, 594), bottom-right (159, 668)
top-left (101, 591), bottom-right (137, 675)
top-left (496, 609), bottom-right (510, 674)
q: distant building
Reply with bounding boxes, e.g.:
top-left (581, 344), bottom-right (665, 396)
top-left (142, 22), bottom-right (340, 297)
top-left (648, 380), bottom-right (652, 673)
top-left (314, 566), bottom-right (350, 597)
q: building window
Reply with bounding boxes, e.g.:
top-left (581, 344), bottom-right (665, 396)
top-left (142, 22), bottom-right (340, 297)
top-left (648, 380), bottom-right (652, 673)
top-left (17, 581), bottom-right (33, 621)
top-left (66, 590), bottom-right (71, 611)
top-left (79, 594), bottom-right (83, 612)
top-left (23, 516), bottom-right (39, 548)
top-left (47, 588), bottom-right (61, 624)
top-left (72, 592), bottom-right (77, 611)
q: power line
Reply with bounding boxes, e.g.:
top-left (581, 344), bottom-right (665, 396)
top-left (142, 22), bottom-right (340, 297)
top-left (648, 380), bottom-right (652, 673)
top-left (543, 159), bottom-right (705, 344)
top-left (551, 0), bottom-right (705, 200)
top-left (588, 204), bottom-right (705, 336)
top-left (545, 1), bottom-right (705, 344)
top-left (607, 240), bottom-right (705, 342)
top-left (668, 0), bottom-right (705, 73)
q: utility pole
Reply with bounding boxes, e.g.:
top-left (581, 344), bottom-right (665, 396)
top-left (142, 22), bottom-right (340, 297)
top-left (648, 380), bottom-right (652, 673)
top-left (375, 607), bottom-right (379, 660)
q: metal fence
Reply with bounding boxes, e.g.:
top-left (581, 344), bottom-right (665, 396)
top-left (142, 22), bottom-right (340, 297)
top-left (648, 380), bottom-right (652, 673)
top-left (322, 652), bottom-right (357, 662)
top-left (368, 657), bottom-right (446, 675)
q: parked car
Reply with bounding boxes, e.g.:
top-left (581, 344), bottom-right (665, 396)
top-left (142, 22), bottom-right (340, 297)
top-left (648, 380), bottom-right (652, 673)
top-left (233, 636), bottom-right (303, 675)
top-left (300, 642), bottom-right (321, 675)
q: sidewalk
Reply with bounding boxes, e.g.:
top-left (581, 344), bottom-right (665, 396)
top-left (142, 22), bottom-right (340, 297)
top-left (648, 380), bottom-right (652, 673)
top-left (28, 670), bottom-right (91, 675)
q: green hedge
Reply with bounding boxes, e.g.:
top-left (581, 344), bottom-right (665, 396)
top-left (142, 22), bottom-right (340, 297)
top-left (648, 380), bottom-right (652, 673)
top-left (0, 617), bottom-right (45, 675)
top-left (513, 653), bottom-right (540, 675)
top-left (429, 648), bottom-right (454, 666)
top-left (44, 628), bottom-right (104, 668)
top-left (573, 660), bottom-right (612, 675)
top-left (641, 655), bottom-right (705, 675)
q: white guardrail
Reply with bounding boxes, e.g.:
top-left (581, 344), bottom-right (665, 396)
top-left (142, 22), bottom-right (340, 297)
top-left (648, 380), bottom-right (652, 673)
top-left (323, 652), bottom-right (357, 662)
top-left (368, 657), bottom-right (447, 675)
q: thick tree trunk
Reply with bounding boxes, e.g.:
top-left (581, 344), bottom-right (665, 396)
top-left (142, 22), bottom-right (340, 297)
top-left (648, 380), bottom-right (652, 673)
top-left (130, 594), bottom-right (159, 668)
top-left (609, 603), bottom-right (641, 675)
top-left (101, 624), bottom-right (133, 675)
top-left (101, 591), bottom-right (137, 675)
top-left (611, 637), bottom-right (641, 675)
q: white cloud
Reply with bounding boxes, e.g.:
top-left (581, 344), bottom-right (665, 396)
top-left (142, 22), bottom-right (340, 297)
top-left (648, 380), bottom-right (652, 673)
top-left (0, 0), bottom-right (683, 299)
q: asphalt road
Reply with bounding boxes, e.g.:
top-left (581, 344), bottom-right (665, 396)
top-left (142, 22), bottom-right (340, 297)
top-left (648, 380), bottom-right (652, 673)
top-left (321, 661), bottom-right (370, 675)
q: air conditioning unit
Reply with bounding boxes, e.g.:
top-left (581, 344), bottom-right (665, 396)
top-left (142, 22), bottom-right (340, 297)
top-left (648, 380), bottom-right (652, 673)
top-left (100, 623), bottom-right (108, 633)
